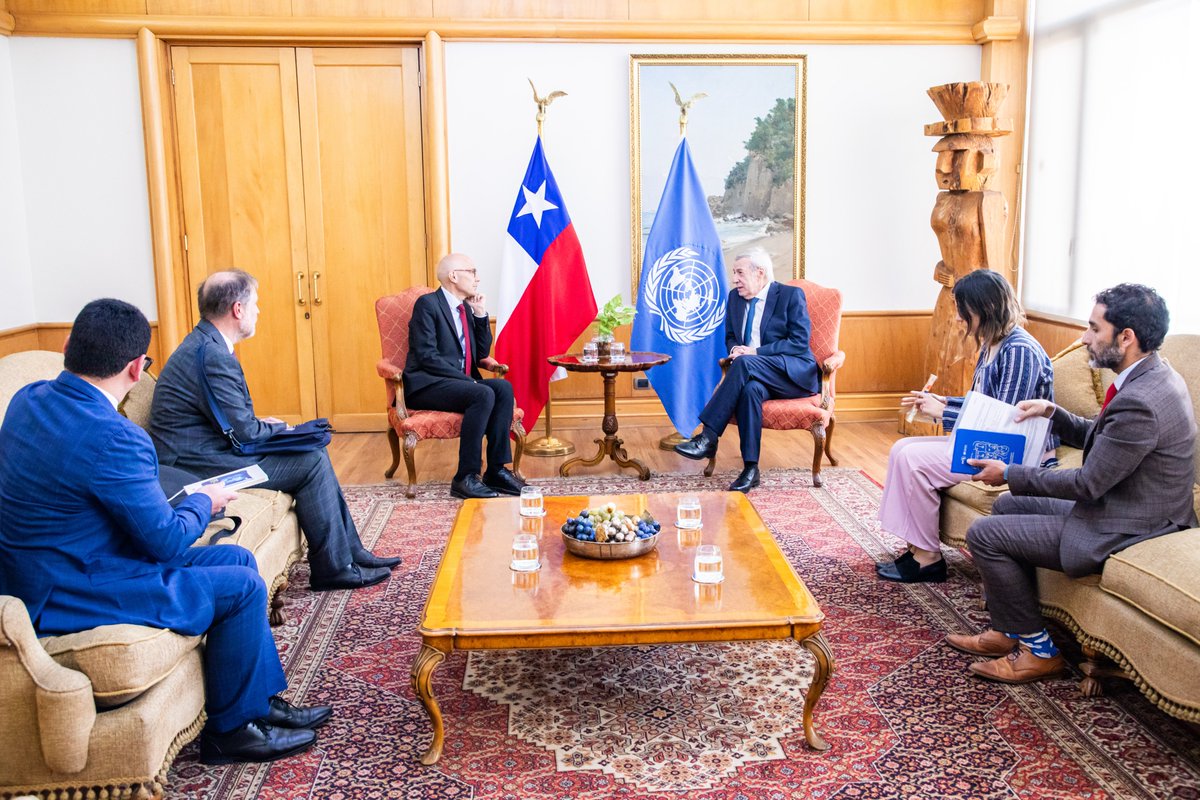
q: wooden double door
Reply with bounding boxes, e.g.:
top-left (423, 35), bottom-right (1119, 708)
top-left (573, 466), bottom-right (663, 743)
top-left (171, 46), bottom-right (426, 430)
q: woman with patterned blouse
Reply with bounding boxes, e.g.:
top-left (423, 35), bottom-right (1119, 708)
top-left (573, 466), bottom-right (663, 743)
top-left (876, 269), bottom-right (1057, 583)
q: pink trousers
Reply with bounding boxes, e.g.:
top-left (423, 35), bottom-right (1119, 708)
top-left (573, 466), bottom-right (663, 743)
top-left (877, 436), bottom-right (963, 552)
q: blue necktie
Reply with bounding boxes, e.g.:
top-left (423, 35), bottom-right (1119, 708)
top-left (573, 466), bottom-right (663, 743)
top-left (742, 297), bottom-right (758, 347)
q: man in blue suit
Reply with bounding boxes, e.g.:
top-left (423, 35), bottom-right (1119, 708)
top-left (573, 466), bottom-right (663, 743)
top-left (675, 248), bottom-right (820, 492)
top-left (0, 299), bottom-right (330, 764)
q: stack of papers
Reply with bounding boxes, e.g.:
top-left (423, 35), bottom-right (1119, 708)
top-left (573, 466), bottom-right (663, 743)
top-left (950, 392), bottom-right (1051, 475)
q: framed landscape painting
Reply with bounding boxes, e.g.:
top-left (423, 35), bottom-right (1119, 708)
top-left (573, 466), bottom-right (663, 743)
top-left (630, 53), bottom-right (807, 295)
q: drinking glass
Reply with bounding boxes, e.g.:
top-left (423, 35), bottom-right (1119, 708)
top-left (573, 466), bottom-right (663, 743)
top-left (610, 341), bottom-right (626, 362)
top-left (510, 533), bottom-right (540, 572)
top-left (581, 341), bottom-right (599, 364)
top-left (519, 485), bottom-right (544, 517)
top-left (676, 495), bottom-right (702, 529)
top-left (520, 514), bottom-right (544, 536)
top-left (692, 544), bottom-right (723, 584)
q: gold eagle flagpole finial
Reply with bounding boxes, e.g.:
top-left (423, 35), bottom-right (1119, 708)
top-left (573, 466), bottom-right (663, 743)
top-left (669, 82), bottom-right (708, 137)
top-left (529, 78), bottom-right (567, 137)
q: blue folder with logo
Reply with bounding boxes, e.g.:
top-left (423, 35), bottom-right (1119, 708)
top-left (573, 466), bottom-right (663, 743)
top-left (950, 429), bottom-right (1028, 475)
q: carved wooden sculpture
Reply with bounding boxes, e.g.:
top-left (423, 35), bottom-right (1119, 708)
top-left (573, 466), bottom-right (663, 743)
top-left (900, 82), bottom-right (1012, 435)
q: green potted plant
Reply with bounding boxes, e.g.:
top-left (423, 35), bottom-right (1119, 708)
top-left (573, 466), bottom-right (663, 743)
top-left (592, 294), bottom-right (637, 358)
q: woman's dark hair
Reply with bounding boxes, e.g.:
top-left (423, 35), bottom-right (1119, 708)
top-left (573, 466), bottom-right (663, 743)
top-left (1094, 283), bottom-right (1169, 352)
top-left (63, 299), bottom-right (151, 378)
top-left (953, 269), bottom-right (1024, 346)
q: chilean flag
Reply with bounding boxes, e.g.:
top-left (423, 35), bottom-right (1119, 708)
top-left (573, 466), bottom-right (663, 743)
top-left (494, 137), bottom-right (597, 430)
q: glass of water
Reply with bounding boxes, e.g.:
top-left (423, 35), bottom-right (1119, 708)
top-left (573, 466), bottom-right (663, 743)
top-left (692, 544), bottom-right (724, 584)
top-left (676, 495), bottom-right (702, 529)
top-left (581, 341), bottom-right (599, 364)
top-left (510, 533), bottom-right (540, 572)
top-left (519, 485), bottom-right (544, 517)
top-left (610, 341), bottom-right (626, 362)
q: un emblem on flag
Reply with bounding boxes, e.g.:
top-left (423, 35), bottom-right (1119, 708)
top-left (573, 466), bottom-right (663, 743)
top-left (644, 247), bottom-right (726, 345)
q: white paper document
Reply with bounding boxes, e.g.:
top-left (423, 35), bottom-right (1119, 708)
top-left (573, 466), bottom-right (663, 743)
top-left (951, 391), bottom-right (1051, 473)
top-left (184, 464), bottom-right (269, 495)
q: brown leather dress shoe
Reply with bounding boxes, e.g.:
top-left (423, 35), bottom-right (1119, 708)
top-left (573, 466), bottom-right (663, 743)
top-left (968, 647), bottom-right (1067, 684)
top-left (945, 629), bottom-right (1018, 657)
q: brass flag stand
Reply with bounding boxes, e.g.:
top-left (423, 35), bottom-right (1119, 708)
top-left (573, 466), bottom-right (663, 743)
top-left (524, 78), bottom-right (576, 459)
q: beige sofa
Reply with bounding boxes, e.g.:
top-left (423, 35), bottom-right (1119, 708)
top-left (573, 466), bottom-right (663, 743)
top-left (0, 350), bottom-right (306, 800)
top-left (938, 335), bottom-right (1200, 722)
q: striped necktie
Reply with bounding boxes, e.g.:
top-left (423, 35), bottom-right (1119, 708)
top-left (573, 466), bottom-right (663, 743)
top-left (458, 303), bottom-right (473, 376)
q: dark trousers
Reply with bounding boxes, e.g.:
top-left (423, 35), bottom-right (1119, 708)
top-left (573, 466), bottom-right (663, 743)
top-left (256, 450), bottom-right (365, 578)
top-left (965, 493), bottom-right (1073, 634)
top-left (406, 377), bottom-right (514, 480)
top-left (172, 448), bottom-right (366, 579)
top-left (177, 545), bottom-right (288, 733)
top-left (698, 354), bottom-right (811, 463)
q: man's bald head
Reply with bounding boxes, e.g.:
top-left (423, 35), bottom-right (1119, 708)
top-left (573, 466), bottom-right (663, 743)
top-left (198, 269), bottom-right (257, 321)
top-left (436, 253), bottom-right (475, 285)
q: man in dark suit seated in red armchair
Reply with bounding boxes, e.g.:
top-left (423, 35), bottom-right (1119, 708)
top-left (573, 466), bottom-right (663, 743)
top-left (402, 253), bottom-right (527, 500)
top-left (951, 283), bottom-right (1197, 684)
top-left (674, 248), bottom-right (820, 492)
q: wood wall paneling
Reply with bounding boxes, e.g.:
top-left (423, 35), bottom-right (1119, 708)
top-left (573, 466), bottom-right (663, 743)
top-left (807, 0), bottom-right (985, 23)
top-left (290, 0), bottom-right (433, 17)
top-left (433, 0), bottom-right (629, 19)
top-left (0, 323), bottom-right (163, 363)
top-left (1025, 311), bottom-right (1084, 358)
top-left (146, 0), bottom-right (289, 15)
top-left (0, 0), bottom-right (14, 36)
top-left (7, 0), bottom-right (144, 12)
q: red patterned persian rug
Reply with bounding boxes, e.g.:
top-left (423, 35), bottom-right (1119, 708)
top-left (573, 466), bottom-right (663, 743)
top-left (168, 468), bottom-right (1200, 799)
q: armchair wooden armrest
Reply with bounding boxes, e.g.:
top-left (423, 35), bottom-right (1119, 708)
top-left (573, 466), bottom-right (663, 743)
top-left (822, 351), bottom-right (846, 374)
top-left (375, 357), bottom-right (409, 418)
top-left (478, 356), bottom-right (509, 376)
top-left (819, 350), bottom-right (846, 410)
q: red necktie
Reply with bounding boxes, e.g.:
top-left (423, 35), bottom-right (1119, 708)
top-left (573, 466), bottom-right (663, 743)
top-left (1102, 383), bottom-right (1117, 411)
top-left (458, 303), bottom-right (473, 376)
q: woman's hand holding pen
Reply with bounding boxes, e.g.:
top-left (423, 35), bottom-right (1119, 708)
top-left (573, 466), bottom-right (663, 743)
top-left (900, 390), bottom-right (946, 421)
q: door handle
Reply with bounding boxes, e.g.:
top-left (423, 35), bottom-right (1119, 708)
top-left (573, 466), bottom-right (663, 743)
top-left (312, 271), bottom-right (323, 305)
top-left (296, 272), bottom-right (306, 306)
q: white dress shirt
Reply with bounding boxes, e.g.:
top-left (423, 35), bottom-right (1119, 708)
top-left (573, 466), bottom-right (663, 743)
top-left (743, 282), bottom-right (773, 350)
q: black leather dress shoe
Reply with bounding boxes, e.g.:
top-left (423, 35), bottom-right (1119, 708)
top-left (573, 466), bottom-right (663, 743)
top-left (875, 550), bottom-right (915, 575)
top-left (265, 695), bottom-right (333, 729)
top-left (450, 474), bottom-right (500, 500)
top-left (354, 549), bottom-right (402, 570)
top-left (729, 464), bottom-right (761, 493)
top-left (674, 431), bottom-right (718, 461)
top-left (200, 720), bottom-right (316, 765)
top-left (310, 562), bottom-right (390, 592)
top-left (877, 555), bottom-right (947, 583)
top-left (483, 467), bottom-right (527, 496)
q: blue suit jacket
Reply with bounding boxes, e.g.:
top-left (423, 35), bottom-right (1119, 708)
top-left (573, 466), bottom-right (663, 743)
top-left (151, 320), bottom-right (286, 472)
top-left (724, 282), bottom-right (820, 395)
top-left (0, 372), bottom-right (215, 635)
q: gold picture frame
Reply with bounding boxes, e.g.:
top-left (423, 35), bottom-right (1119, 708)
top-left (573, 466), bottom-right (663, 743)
top-left (630, 53), bottom-right (808, 298)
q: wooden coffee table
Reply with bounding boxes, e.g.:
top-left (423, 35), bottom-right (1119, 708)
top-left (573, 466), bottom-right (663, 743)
top-left (411, 491), bottom-right (833, 765)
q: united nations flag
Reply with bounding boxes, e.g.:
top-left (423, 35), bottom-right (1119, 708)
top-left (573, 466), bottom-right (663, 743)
top-left (632, 139), bottom-right (729, 437)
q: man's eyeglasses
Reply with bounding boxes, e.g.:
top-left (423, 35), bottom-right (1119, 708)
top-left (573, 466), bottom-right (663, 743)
top-left (142, 356), bottom-right (154, 370)
top-left (455, 268), bottom-right (478, 276)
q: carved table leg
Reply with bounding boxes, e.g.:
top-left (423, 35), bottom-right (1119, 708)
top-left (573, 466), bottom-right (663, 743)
top-left (798, 630), bottom-right (835, 751)
top-left (611, 437), bottom-right (651, 480)
top-left (411, 639), bottom-right (449, 764)
top-left (559, 438), bottom-right (608, 476)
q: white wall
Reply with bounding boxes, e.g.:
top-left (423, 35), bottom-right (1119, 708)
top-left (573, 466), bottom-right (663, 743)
top-left (0, 37), bottom-right (35, 330)
top-left (9, 37), bottom-right (157, 323)
top-left (446, 41), bottom-right (981, 311)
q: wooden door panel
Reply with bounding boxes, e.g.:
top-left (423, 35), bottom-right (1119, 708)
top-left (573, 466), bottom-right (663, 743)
top-left (297, 47), bottom-right (426, 430)
top-left (171, 46), bottom-right (316, 422)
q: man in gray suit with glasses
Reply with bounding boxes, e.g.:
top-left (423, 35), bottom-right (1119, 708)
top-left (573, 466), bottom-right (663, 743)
top-left (947, 283), bottom-right (1196, 684)
top-left (150, 269), bottom-right (398, 592)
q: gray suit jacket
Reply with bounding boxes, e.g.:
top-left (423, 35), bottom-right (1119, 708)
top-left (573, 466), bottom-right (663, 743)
top-left (150, 320), bottom-right (286, 472)
top-left (1008, 352), bottom-right (1197, 576)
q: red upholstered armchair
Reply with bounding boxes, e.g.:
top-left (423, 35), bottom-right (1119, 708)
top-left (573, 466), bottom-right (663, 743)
top-left (705, 279), bottom-right (845, 487)
top-left (375, 287), bottom-right (527, 498)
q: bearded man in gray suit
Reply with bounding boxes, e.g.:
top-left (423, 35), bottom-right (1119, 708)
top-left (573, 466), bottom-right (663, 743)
top-left (948, 283), bottom-right (1196, 684)
top-left (150, 270), bottom-right (398, 592)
